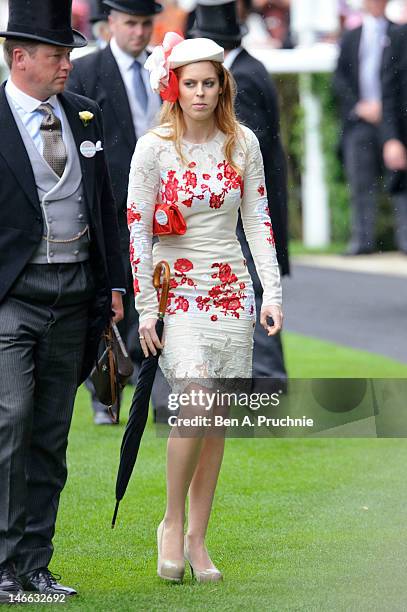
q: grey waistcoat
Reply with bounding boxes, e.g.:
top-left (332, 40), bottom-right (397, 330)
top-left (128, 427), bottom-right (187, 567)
top-left (8, 99), bottom-right (90, 264)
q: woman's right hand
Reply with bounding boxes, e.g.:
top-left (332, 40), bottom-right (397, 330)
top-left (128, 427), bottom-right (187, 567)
top-left (260, 304), bottom-right (283, 336)
top-left (138, 317), bottom-right (164, 357)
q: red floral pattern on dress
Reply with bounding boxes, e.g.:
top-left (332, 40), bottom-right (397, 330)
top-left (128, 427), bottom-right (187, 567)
top-left (160, 160), bottom-right (244, 212)
top-left (209, 193), bottom-right (223, 209)
top-left (197, 262), bottom-right (246, 320)
top-left (218, 263), bottom-right (237, 284)
top-left (204, 161), bottom-right (244, 209)
top-left (129, 241), bottom-right (141, 294)
top-left (174, 258), bottom-right (193, 274)
top-left (173, 259), bottom-right (196, 287)
top-left (196, 295), bottom-right (211, 312)
top-left (260, 199), bottom-right (276, 246)
top-left (176, 296), bottom-right (189, 312)
top-left (127, 202), bottom-right (141, 226)
top-left (166, 258), bottom-right (196, 315)
top-left (161, 170), bottom-right (179, 204)
top-left (165, 260), bottom-right (252, 320)
top-left (183, 170), bottom-right (197, 188)
top-left (167, 292), bottom-right (192, 315)
top-left (265, 220), bottom-right (276, 246)
top-left (218, 161), bottom-right (244, 196)
top-left (258, 185), bottom-right (265, 196)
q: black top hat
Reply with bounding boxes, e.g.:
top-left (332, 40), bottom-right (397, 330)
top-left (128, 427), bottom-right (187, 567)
top-left (188, 1), bottom-right (248, 47)
top-left (89, 0), bottom-right (110, 23)
top-left (0, 0), bottom-right (87, 48)
top-left (102, 0), bottom-right (163, 15)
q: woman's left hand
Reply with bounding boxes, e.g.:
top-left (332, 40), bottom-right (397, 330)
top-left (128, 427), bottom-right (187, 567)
top-left (260, 304), bottom-right (283, 336)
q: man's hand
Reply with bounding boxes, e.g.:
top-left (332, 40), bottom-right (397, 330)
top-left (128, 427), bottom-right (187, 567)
top-left (111, 291), bottom-right (124, 323)
top-left (383, 139), bottom-right (407, 171)
top-left (355, 100), bottom-right (382, 125)
top-left (260, 305), bottom-right (283, 336)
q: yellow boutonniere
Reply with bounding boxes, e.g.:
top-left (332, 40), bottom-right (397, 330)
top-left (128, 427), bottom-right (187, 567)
top-left (79, 111), bottom-right (94, 127)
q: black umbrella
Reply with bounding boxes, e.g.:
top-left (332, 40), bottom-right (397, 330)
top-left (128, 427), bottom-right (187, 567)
top-left (112, 261), bottom-right (171, 528)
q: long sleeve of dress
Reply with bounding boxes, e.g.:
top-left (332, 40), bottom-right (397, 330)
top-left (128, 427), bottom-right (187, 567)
top-left (240, 128), bottom-right (282, 306)
top-left (127, 134), bottom-right (160, 322)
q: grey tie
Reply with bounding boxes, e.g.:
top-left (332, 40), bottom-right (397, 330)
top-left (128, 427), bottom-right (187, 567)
top-left (38, 103), bottom-right (67, 177)
top-left (132, 60), bottom-right (148, 110)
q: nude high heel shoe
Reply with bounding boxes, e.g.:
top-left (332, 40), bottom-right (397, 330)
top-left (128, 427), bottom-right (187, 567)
top-left (156, 521), bottom-right (185, 582)
top-left (184, 541), bottom-right (223, 583)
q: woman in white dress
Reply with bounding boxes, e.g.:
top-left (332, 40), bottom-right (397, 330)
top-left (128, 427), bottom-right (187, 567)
top-left (127, 34), bottom-right (283, 583)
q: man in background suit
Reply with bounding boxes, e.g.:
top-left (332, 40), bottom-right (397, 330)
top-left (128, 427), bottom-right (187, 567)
top-left (67, 0), bottom-right (170, 424)
top-left (190, 0), bottom-right (289, 386)
top-left (382, 22), bottom-right (407, 251)
top-left (0, 0), bottom-right (124, 597)
top-left (333, 0), bottom-right (407, 254)
top-left (89, 0), bottom-right (111, 48)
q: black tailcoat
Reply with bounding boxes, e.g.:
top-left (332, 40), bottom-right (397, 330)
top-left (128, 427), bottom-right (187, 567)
top-left (0, 85), bottom-right (125, 381)
top-left (231, 49), bottom-right (289, 276)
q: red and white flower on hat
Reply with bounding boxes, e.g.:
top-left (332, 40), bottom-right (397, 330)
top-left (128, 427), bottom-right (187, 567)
top-left (144, 31), bottom-right (184, 103)
top-left (145, 31), bottom-right (225, 103)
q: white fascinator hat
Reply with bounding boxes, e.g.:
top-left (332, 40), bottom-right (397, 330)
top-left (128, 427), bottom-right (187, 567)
top-left (168, 37), bottom-right (224, 69)
top-left (145, 32), bottom-right (224, 101)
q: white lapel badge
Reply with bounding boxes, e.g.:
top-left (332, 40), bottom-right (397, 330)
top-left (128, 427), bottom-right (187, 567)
top-left (80, 140), bottom-right (103, 158)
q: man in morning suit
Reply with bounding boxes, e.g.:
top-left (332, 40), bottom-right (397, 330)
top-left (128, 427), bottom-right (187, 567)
top-left (67, 0), bottom-right (170, 424)
top-left (333, 0), bottom-right (407, 254)
top-left (190, 0), bottom-right (289, 387)
top-left (382, 22), bottom-right (407, 250)
top-left (89, 0), bottom-right (111, 49)
top-left (0, 0), bottom-right (125, 597)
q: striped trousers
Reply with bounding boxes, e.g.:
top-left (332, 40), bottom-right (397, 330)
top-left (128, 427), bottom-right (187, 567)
top-left (0, 262), bottom-right (94, 575)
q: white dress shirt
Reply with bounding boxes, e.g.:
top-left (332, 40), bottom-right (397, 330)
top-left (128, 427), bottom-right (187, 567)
top-left (5, 78), bottom-right (67, 155)
top-left (110, 37), bottom-right (161, 137)
top-left (359, 15), bottom-right (388, 102)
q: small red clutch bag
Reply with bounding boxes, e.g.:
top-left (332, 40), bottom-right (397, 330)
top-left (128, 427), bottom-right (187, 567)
top-left (153, 202), bottom-right (187, 236)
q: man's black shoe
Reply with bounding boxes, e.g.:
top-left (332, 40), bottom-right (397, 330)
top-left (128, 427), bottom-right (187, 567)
top-left (0, 561), bottom-right (23, 594)
top-left (21, 568), bottom-right (77, 596)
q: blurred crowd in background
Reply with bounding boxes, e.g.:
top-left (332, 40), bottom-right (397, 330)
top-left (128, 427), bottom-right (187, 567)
top-left (66, 0), bottom-right (407, 47)
top-left (2, 0), bottom-right (407, 47)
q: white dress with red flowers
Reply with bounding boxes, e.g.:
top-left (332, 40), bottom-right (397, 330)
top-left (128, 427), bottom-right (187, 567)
top-left (127, 124), bottom-right (282, 384)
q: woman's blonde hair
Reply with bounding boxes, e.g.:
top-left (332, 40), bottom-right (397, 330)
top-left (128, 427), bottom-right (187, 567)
top-left (157, 61), bottom-right (242, 172)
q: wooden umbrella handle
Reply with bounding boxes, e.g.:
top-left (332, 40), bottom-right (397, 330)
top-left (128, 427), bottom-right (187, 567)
top-left (153, 260), bottom-right (171, 319)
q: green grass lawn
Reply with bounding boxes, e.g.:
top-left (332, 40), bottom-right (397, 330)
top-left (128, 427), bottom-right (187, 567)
top-left (283, 332), bottom-right (407, 377)
top-left (289, 240), bottom-right (347, 256)
top-left (24, 333), bottom-right (407, 611)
